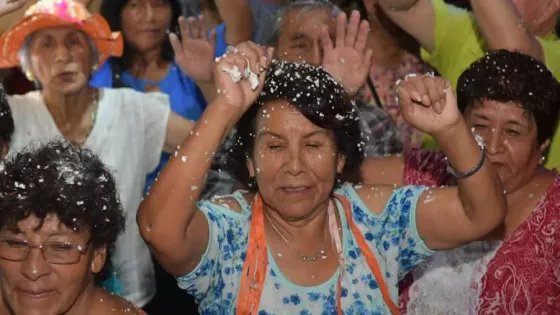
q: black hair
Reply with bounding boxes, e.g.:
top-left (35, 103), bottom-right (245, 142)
top-left (0, 140), bottom-right (125, 284)
top-left (226, 61), bottom-right (365, 189)
top-left (457, 49), bottom-right (560, 146)
top-left (0, 82), bottom-right (14, 149)
top-left (100, 0), bottom-right (182, 88)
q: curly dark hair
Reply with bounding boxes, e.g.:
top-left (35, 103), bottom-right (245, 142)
top-left (100, 0), bottom-right (182, 88)
top-left (226, 61), bottom-right (365, 190)
top-left (457, 49), bottom-right (560, 145)
top-left (0, 82), bottom-right (14, 149)
top-left (0, 140), bottom-right (125, 284)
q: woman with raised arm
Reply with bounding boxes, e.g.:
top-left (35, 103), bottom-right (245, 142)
top-left (359, 50), bottom-right (560, 314)
top-left (138, 38), bottom-right (505, 313)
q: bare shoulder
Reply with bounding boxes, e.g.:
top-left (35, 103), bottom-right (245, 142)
top-left (208, 191), bottom-right (255, 214)
top-left (351, 184), bottom-right (399, 215)
top-left (91, 289), bottom-right (143, 315)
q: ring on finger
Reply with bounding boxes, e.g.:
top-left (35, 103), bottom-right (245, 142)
top-left (421, 72), bottom-right (435, 79)
top-left (226, 45), bottom-right (237, 54)
top-left (404, 73), bottom-right (417, 81)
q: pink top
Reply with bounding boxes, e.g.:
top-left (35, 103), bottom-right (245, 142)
top-left (400, 149), bottom-right (560, 314)
top-left (357, 53), bottom-right (427, 149)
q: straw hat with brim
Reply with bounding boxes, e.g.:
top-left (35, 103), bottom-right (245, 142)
top-left (0, 0), bottom-right (123, 69)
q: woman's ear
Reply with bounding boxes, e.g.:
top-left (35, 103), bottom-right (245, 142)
top-left (90, 246), bottom-right (108, 274)
top-left (246, 156), bottom-right (256, 178)
top-left (336, 154), bottom-right (346, 174)
top-left (539, 139), bottom-right (551, 154)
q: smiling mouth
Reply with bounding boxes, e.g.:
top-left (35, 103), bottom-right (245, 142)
top-left (281, 187), bottom-right (311, 193)
top-left (18, 289), bottom-right (55, 299)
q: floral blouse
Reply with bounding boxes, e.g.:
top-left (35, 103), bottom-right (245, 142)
top-left (357, 53), bottom-right (428, 149)
top-left (177, 183), bottom-right (434, 314)
top-left (399, 149), bottom-right (560, 315)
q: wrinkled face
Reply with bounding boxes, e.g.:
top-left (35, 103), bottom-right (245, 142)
top-left (247, 100), bottom-right (345, 220)
top-left (29, 28), bottom-right (93, 94)
top-left (0, 214), bottom-right (106, 315)
top-left (277, 8), bottom-right (337, 66)
top-left (121, 0), bottom-right (173, 53)
top-left (465, 100), bottom-right (548, 193)
top-left (512, 0), bottom-right (560, 34)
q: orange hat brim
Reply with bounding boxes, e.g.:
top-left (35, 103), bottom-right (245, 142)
top-left (0, 13), bottom-right (123, 69)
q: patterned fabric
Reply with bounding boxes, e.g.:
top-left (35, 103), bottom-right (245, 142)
top-left (399, 149), bottom-right (560, 315)
top-left (178, 183), bottom-right (433, 314)
top-left (356, 100), bottom-right (403, 157)
top-left (357, 53), bottom-right (427, 149)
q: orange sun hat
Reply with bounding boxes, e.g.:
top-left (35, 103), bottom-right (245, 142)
top-left (0, 0), bottom-right (123, 69)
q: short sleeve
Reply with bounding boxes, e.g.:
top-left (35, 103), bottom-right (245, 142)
top-left (403, 149), bottom-right (453, 187)
top-left (176, 195), bottom-right (250, 303)
top-left (420, 0), bottom-right (485, 89)
top-left (138, 92), bottom-right (171, 173)
top-left (390, 186), bottom-right (435, 280)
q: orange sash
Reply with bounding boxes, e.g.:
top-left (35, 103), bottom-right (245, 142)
top-left (236, 194), bottom-right (399, 314)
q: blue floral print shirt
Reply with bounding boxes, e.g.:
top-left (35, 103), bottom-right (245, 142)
top-left (178, 183), bottom-right (433, 314)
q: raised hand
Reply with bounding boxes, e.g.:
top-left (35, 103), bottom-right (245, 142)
top-left (170, 15), bottom-right (216, 83)
top-left (213, 42), bottom-right (273, 113)
top-left (397, 74), bottom-right (462, 136)
top-left (0, 0), bottom-right (28, 16)
top-left (321, 10), bottom-right (373, 95)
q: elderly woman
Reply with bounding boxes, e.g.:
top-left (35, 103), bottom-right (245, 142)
top-left (138, 39), bottom-right (506, 313)
top-left (359, 50), bottom-right (560, 314)
top-left (0, 140), bottom-right (144, 315)
top-left (0, 0), bottom-right (196, 307)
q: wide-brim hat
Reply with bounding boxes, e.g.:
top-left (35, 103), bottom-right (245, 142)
top-left (0, 0), bottom-right (123, 69)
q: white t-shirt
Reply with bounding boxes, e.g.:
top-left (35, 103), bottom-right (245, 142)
top-left (7, 88), bottom-right (171, 307)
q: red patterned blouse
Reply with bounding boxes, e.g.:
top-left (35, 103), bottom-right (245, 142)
top-left (400, 149), bottom-right (560, 315)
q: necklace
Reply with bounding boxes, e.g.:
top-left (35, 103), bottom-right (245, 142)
top-left (264, 210), bottom-right (329, 262)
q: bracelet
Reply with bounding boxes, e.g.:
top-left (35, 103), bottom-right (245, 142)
top-left (446, 135), bottom-right (486, 180)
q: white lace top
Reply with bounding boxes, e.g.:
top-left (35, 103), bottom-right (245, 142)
top-left (404, 241), bottom-right (502, 315)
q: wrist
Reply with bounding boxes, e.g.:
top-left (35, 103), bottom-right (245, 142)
top-left (431, 119), bottom-right (467, 144)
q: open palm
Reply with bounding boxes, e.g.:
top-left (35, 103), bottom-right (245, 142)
top-left (170, 15), bottom-right (216, 83)
top-left (0, 0), bottom-right (28, 16)
top-left (322, 11), bottom-right (372, 95)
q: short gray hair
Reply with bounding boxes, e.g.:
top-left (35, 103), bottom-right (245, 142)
top-left (18, 31), bottom-right (100, 80)
top-left (268, 0), bottom-right (342, 46)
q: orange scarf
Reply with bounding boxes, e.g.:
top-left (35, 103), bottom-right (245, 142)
top-left (236, 194), bottom-right (399, 314)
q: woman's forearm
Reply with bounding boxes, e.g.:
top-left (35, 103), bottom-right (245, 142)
top-left (138, 100), bottom-right (238, 255)
top-left (471, 0), bottom-right (544, 60)
top-left (434, 119), bottom-right (506, 233)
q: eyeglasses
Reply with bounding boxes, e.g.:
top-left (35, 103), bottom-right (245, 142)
top-left (0, 238), bottom-right (90, 265)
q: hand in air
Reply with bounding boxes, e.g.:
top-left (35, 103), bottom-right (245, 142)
top-left (170, 15), bottom-right (217, 83)
top-left (397, 74), bottom-right (462, 136)
top-left (321, 10), bottom-right (373, 95)
top-left (0, 0), bottom-right (29, 16)
top-left (213, 41), bottom-right (273, 113)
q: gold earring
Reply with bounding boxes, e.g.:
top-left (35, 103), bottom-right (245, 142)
top-left (91, 64), bottom-right (98, 72)
top-left (25, 71), bottom-right (34, 82)
top-left (540, 156), bottom-right (546, 165)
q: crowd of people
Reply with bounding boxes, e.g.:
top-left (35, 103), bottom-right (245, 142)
top-left (0, 0), bottom-right (558, 314)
